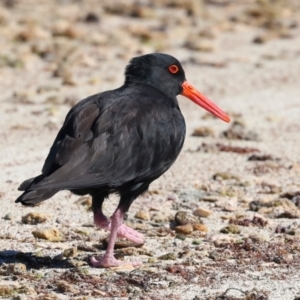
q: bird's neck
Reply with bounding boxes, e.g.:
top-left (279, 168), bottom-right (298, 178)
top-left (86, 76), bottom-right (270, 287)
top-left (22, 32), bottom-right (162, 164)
top-left (124, 81), bottom-right (180, 108)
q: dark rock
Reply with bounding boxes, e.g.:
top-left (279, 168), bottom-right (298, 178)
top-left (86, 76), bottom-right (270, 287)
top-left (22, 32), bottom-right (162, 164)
top-left (220, 225), bottom-right (241, 234)
top-left (192, 126), bottom-right (215, 137)
top-left (220, 121), bottom-right (260, 141)
top-left (84, 12), bottom-right (100, 23)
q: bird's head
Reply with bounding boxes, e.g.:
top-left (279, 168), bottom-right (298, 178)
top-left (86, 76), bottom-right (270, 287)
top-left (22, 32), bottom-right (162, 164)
top-left (125, 53), bottom-right (230, 123)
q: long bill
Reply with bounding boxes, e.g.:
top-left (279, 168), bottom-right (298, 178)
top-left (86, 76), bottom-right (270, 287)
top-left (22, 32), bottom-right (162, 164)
top-left (181, 81), bottom-right (230, 123)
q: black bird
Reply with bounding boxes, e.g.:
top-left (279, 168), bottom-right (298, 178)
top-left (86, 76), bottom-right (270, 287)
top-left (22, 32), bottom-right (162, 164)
top-left (16, 53), bottom-right (230, 267)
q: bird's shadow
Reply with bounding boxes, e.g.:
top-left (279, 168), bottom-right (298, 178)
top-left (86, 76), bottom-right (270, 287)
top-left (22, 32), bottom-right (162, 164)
top-left (0, 250), bottom-right (78, 270)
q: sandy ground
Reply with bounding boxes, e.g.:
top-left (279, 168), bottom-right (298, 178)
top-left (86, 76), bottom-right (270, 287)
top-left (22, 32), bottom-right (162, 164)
top-left (1, 1), bottom-right (300, 299)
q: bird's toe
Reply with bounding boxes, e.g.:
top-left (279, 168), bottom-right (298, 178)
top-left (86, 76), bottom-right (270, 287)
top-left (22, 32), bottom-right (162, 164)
top-left (117, 224), bottom-right (144, 244)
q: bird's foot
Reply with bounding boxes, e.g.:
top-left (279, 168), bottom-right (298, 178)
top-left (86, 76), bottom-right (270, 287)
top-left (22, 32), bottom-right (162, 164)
top-left (90, 255), bottom-right (142, 268)
top-left (94, 214), bottom-right (144, 244)
top-left (117, 224), bottom-right (144, 244)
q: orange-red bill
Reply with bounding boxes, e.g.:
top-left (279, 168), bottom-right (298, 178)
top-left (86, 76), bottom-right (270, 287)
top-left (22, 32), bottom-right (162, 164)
top-left (181, 81), bottom-right (230, 123)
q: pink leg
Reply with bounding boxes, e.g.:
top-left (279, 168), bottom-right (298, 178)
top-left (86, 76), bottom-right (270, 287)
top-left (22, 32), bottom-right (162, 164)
top-left (90, 209), bottom-right (142, 268)
top-left (94, 210), bottom-right (144, 244)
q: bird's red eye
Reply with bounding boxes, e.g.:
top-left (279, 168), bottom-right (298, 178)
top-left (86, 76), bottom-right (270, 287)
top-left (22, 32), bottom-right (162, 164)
top-left (169, 65), bottom-right (179, 74)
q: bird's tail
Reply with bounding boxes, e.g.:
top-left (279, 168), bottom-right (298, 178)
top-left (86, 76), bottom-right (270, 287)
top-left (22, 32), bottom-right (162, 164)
top-left (15, 175), bottom-right (59, 206)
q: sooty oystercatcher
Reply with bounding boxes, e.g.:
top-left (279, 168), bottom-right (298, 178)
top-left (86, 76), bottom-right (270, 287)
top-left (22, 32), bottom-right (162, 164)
top-left (16, 53), bottom-right (230, 267)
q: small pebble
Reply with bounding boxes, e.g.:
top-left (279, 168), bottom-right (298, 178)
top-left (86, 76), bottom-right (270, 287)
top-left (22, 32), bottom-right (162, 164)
top-left (22, 212), bottom-right (48, 225)
top-left (220, 225), bottom-right (241, 234)
top-left (0, 285), bottom-right (17, 297)
top-left (10, 263), bottom-right (27, 274)
top-left (68, 260), bottom-right (87, 268)
top-left (176, 234), bottom-right (187, 240)
top-left (184, 39), bottom-right (215, 52)
top-left (174, 224), bottom-right (193, 234)
top-left (253, 32), bottom-right (278, 44)
top-left (193, 207), bottom-right (212, 218)
top-left (63, 247), bottom-right (78, 258)
top-left (192, 126), bottom-right (215, 137)
top-left (148, 257), bottom-right (158, 263)
top-left (135, 210), bottom-right (150, 220)
top-left (201, 195), bottom-right (224, 202)
top-left (84, 12), bottom-right (100, 23)
top-left (56, 280), bottom-right (79, 294)
top-left (193, 223), bottom-right (208, 232)
top-left (175, 211), bottom-right (200, 225)
top-left (210, 234), bottom-right (235, 247)
top-left (209, 251), bottom-right (222, 260)
top-left (213, 172), bottom-right (240, 181)
top-left (158, 252), bottom-right (177, 260)
top-left (220, 120), bottom-right (260, 141)
top-left (3, 213), bottom-right (12, 220)
top-left (222, 203), bottom-right (238, 212)
top-left (192, 240), bottom-right (202, 245)
top-left (151, 211), bottom-right (169, 223)
top-left (32, 228), bottom-right (63, 242)
top-left (75, 196), bottom-right (92, 207)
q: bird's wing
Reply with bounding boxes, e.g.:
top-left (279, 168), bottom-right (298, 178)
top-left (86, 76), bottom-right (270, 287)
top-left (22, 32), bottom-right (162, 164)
top-left (41, 96), bottom-right (100, 175)
top-left (32, 93), bottom-right (185, 191)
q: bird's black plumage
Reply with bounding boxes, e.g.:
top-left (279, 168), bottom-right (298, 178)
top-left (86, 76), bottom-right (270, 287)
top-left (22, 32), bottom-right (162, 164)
top-left (16, 53), bottom-right (186, 210)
